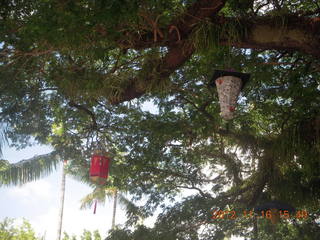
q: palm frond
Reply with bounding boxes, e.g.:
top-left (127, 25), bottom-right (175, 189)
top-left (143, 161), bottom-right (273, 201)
top-left (64, 161), bottom-right (96, 187)
top-left (0, 151), bottom-right (60, 186)
top-left (117, 193), bottom-right (132, 208)
top-left (0, 124), bottom-right (9, 157)
top-left (118, 194), bottom-right (147, 220)
top-left (80, 186), bottom-right (109, 209)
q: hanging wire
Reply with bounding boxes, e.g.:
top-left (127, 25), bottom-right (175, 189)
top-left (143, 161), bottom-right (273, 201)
top-left (93, 200), bottom-right (97, 214)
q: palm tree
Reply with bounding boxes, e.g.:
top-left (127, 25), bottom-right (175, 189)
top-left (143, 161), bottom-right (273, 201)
top-left (62, 151), bottom-right (141, 229)
top-left (80, 186), bottom-right (128, 229)
top-left (111, 189), bottom-right (118, 229)
top-left (0, 151), bottom-right (60, 186)
top-left (0, 123), bottom-right (61, 186)
top-left (57, 160), bottom-right (67, 240)
top-left (0, 125), bottom-right (8, 157)
top-left (0, 150), bottom-right (65, 240)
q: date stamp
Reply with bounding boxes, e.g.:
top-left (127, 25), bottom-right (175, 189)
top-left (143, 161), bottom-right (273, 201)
top-left (211, 209), bottom-right (309, 220)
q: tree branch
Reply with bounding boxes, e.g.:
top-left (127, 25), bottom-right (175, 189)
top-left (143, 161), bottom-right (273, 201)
top-left (112, 13), bottom-right (320, 104)
top-left (109, 1), bottom-right (226, 104)
top-left (68, 101), bottom-right (98, 130)
top-left (219, 16), bottom-right (320, 57)
top-left (174, 184), bottom-right (210, 198)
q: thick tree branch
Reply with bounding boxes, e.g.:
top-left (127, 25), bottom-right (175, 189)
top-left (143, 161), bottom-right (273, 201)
top-left (112, 14), bottom-right (320, 104)
top-left (117, 0), bottom-right (226, 48)
top-left (110, 0), bottom-right (226, 104)
top-left (169, 0), bottom-right (227, 43)
top-left (117, 42), bottom-right (192, 104)
top-left (120, 14), bottom-right (320, 57)
top-left (110, 41), bottom-right (195, 104)
top-left (220, 16), bottom-right (320, 57)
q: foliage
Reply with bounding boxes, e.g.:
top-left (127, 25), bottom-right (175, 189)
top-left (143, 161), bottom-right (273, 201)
top-left (62, 230), bottom-right (102, 240)
top-left (0, 0), bottom-right (320, 239)
top-left (0, 218), bottom-right (41, 240)
top-left (0, 218), bottom-right (103, 240)
top-left (0, 151), bottom-right (60, 186)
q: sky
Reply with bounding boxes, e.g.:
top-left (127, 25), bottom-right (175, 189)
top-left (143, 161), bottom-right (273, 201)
top-left (0, 144), bottom-right (127, 239)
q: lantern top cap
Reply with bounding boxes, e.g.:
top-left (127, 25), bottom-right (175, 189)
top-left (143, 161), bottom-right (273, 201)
top-left (211, 69), bottom-right (250, 90)
top-left (92, 150), bottom-right (111, 158)
top-left (254, 200), bottom-right (295, 213)
top-left (93, 149), bottom-right (103, 155)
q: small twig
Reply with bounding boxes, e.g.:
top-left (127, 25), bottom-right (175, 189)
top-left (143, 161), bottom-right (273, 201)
top-left (139, 12), bottom-right (164, 42)
top-left (261, 62), bottom-right (295, 65)
top-left (68, 101), bottom-right (98, 130)
top-left (185, 12), bottom-right (204, 22)
top-left (174, 184), bottom-right (209, 198)
top-left (169, 25), bottom-right (181, 42)
top-left (39, 88), bottom-right (58, 92)
top-left (254, 3), bottom-right (270, 15)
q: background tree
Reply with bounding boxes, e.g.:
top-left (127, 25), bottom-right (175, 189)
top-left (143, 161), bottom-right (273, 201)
top-left (62, 229), bottom-right (102, 240)
top-left (0, 218), bottom-right (43, 240)
top-left (80, 187), bottom-right (120, 229)
top-left (57, 161), bottom-right (67, 240)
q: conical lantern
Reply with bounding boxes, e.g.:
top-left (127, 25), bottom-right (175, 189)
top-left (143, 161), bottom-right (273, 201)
top-left (211, 70), bottom-right (250, 120)
top-left (89, 151), bottom-right (110, 184)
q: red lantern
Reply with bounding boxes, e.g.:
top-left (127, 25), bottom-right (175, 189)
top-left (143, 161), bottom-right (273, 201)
top-left (89, 153), bottom-right (110, 184)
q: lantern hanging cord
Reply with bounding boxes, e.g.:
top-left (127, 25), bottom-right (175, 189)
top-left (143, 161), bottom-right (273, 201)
top-left (225, 121), bottom-right (230, 132)
top-left (97, 140), bottom-right (106, 153)
top-left (222, 46), bottom-right (233, 70)
top-left (96, 139), bottom-right (113, 157)
top-left (93, 200), bottom-right (97, 214)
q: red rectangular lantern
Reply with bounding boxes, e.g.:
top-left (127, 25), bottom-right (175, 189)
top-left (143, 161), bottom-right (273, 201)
top-left (89, 154), bottom-right (110, 183)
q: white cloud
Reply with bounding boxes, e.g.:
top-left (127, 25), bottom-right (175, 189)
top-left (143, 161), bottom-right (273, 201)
top-left (30, 207), bottom-right (58, 239)
top-left (8, 180), bottom-right (53, 204)
top-left (30, 199), bottom-right (125, 239)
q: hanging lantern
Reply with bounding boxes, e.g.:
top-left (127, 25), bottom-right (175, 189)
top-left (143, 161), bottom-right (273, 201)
top-left (89, 152), bottom-right (110, 184)
top-left (211, 69), bottom-right (250, 120)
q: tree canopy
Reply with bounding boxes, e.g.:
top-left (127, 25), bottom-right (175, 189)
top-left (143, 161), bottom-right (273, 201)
top-left (0, 218), bottom-right (41, 240)
top-left (1, 0), bottom-right (320, 239)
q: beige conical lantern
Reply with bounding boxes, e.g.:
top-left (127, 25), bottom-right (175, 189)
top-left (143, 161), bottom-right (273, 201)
top-left (211, 69), bottom-right (250, 120)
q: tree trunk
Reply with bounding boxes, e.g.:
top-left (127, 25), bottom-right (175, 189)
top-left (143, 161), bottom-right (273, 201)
top-left (56, 161), bottom-right (67, 240)
top-left (111, 189), bottom-right (118, 229)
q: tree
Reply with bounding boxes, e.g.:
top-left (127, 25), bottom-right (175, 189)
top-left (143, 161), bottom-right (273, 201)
top-left (0, 218), bottom-right (42, 240)
top-left (111, 189), bottom-right (117, 229)
top-left (62, 230), bottom-right (102, 240)
top-left (80, 186), bottom-right (142, 230)
top-left (0, 152), bottom-right (60, 186)
top-left (57, 160), bottom-right (67, 240)
top-left (80, 187), bottom-right (119, 229)
top-left (0, 0), bottom-right (320, 239)
top-left (0, 0), bottom-right (319, 104)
